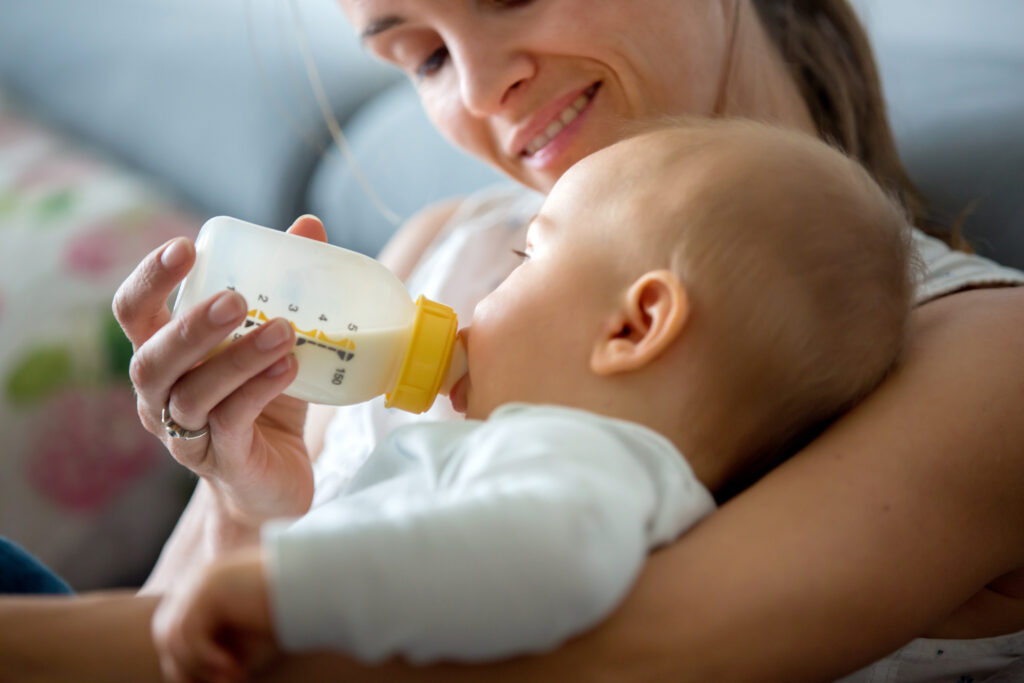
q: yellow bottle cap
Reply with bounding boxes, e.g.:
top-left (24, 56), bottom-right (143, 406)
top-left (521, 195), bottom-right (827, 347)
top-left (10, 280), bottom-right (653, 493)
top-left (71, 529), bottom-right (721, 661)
top-left (385, 295), bottom-right (459, 414)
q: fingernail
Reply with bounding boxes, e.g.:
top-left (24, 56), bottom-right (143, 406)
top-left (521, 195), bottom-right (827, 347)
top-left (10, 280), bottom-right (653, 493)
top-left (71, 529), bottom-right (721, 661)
top-left (256, 319), bottom-right (292, 351)
top-left (208, 291), bottom-right (245, 326)
top-left (160, 238), bottom-right (191, 269)
top-left (264, 354), bottom-right (293, 377)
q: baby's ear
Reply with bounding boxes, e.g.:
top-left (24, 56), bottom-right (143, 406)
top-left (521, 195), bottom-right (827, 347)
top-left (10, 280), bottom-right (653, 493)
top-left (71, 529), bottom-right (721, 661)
top-left (591, 270), bottom-right (689, 375)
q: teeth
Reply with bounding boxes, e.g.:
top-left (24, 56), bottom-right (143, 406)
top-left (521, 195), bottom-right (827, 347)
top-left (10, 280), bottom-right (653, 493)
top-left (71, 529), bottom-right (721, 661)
top-left (524, 87), bottom-right (597, 156)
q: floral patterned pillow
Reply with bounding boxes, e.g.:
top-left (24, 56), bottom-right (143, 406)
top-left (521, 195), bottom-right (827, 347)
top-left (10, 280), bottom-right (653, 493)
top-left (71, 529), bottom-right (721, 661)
top-left (0, 94), bottom-right (200, 589)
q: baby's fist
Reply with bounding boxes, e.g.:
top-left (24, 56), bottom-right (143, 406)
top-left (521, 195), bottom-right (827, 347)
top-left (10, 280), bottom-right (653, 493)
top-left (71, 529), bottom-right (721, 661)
top-left (152, 548), bottom-right (272, 682)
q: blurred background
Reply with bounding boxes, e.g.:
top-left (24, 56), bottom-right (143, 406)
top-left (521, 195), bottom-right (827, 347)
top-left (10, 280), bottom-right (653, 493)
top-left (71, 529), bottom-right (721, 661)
top-left (0, 0), bottom-right (1021, 590)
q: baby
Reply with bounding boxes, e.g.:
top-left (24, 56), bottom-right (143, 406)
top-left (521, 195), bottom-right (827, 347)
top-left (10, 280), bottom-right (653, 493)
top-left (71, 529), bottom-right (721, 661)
top-left (152, 119), bottom-right (914, 680)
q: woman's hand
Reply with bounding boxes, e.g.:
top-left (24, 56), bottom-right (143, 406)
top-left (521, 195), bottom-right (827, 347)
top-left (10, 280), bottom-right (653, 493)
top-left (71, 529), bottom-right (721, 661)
top-left (113, 216), bottom-right (328, 527)
top-left (152, 548), bottom-right (276, 683)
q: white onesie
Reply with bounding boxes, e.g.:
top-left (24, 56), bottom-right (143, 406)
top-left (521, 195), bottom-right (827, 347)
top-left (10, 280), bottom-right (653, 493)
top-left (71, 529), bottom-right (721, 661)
top-left (265, 403), bottom-right (714, 662)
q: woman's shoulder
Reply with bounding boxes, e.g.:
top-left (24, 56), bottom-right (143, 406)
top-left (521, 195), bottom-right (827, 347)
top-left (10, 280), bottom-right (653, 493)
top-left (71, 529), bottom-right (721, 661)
top-left (912, 228), bottom-right (1024, 304)
top-left (376, 199), bottom-right (464, 283)
top-left (440, 183), bottom-right (548, 239)
top-left (376, 183), bottom-right (542, 284)
top-left (404, 183), bottom-right (545, 321)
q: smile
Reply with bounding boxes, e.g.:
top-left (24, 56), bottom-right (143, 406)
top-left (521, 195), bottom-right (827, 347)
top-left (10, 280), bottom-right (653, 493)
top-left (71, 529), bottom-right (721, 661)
top-left (522, 83), bottom-right (601, 157)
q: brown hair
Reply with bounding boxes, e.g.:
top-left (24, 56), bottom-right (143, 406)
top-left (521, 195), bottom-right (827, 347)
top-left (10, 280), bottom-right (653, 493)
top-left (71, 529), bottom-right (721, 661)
top-left (750, 0), bottom-right (969, 249)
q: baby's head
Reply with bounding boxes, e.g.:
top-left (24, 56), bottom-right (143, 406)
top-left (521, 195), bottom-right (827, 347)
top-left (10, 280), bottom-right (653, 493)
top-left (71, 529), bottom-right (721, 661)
top-left (457, 119), bottom-right (914, 492)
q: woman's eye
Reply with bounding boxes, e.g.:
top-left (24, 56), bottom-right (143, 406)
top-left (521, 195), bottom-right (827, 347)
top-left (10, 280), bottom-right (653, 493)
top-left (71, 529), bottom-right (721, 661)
top-left (511, 249), bottom-right (530, 262)
top-left (417, 46), bottom-right (449, 79)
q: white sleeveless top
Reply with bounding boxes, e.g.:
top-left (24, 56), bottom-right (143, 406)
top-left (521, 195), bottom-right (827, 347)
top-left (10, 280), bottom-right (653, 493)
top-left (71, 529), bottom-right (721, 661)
top-left (315, 183), bottom-right (1024, 681)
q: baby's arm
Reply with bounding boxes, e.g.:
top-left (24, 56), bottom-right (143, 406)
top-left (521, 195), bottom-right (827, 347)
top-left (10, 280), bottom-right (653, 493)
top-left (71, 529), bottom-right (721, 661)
top-left (266, 408), bottom-right (711, 663)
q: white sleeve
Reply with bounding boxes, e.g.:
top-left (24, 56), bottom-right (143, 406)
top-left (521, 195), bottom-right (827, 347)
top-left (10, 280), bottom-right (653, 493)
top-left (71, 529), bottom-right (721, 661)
top-left (263, 407), bottom-right (711, 663)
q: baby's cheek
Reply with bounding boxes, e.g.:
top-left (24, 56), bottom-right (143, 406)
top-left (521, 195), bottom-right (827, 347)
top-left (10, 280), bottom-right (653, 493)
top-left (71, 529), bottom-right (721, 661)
top-left (470, 289), bottom-right (509, 332)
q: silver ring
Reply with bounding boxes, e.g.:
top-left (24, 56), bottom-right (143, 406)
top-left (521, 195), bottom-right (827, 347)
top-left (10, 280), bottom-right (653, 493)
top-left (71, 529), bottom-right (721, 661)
top-left (161, 406), bottom-right (210, 440)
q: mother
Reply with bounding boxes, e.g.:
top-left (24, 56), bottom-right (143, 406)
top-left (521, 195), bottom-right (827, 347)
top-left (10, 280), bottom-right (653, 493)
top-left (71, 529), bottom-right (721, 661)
top-left (98, 0), bottom-right (1024, 680)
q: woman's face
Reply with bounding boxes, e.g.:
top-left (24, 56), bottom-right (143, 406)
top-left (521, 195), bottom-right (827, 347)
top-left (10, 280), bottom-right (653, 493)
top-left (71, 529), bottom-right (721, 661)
top-left (340, 0), bottom-right (737, 193)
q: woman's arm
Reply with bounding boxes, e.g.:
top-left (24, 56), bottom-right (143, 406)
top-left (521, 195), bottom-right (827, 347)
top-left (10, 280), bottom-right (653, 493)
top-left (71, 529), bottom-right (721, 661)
top-left (376, 199), bottom-right (462, 282)
top-left (142, 480), bottom-right (260, 595)
top-left (256, 287), bottom-right (1024, 682)
top-left (0, 593), bottom-right (162, 682)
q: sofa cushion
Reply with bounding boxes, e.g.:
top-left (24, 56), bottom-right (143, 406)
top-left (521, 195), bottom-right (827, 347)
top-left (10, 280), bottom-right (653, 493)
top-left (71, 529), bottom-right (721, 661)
top-left (0, 90), bottom-right (201, 589)
top-left (853, 0), bottom-right (1024, 268)
top-left (0, 0), bottom-right (399, 230)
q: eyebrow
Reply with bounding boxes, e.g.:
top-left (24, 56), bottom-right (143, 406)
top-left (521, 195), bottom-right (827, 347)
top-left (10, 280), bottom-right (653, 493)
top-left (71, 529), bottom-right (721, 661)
top-left (360, 15), bottom-right (405, 42)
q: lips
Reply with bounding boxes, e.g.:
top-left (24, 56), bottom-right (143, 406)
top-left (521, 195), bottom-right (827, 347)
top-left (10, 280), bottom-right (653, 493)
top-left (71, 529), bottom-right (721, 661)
top-left (448, 374), bottom-right (469, 414)
top-left (511, 82), bottom-right (602, 159)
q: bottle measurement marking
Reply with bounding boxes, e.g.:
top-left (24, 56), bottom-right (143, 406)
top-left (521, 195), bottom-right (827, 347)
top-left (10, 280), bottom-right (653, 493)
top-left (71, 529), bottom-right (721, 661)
top-left (241, 308), bottom-right (356, 362)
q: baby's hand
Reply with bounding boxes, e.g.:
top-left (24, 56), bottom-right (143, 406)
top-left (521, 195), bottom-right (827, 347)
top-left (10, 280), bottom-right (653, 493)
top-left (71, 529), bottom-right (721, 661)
top-left (152, 548), bottom-right (276, 682)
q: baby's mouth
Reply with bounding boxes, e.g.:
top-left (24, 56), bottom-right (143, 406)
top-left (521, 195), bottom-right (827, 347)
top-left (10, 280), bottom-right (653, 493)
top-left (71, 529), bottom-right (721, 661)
top-left (522, 82), bottom-right (601, 157)
top-left (448, 374), bottom-right (469, 414)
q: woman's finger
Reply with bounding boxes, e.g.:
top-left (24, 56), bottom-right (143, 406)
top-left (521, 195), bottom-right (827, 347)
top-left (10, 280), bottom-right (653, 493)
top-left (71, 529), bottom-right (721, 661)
top-left (167, 318), bottom-right (297, 436)
top-left (112, 237), bottom-right (196, 351)
top-left (285, 214), bottom-right (327, 242)
top-left (129, 289), bottom-right (248, 429)
top-left (207, 355), bottom-right (300, 439)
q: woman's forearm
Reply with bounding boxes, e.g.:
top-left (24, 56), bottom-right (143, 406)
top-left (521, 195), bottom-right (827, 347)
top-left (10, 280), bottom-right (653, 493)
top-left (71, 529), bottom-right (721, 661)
top-left (0, 593), bottom-right (162, 682)
top-left (258, 287), bottom-right (1024, 682)
top-left (141, 480), bottom-right (259, 595)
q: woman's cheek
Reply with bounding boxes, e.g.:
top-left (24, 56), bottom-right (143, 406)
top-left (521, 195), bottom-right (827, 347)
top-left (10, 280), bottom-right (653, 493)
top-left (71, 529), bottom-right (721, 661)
top-left (422, 86), bottom-right (477, 151)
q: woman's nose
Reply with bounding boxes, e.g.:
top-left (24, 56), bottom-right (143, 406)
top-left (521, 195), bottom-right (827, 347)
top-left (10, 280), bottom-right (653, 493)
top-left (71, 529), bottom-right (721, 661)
top-left (450, 34), bottom-right (536, 117)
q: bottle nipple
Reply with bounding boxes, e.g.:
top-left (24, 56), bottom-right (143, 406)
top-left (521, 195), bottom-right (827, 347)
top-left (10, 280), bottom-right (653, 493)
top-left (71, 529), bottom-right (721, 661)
top-left (439, 337), bottom-right (467, 396)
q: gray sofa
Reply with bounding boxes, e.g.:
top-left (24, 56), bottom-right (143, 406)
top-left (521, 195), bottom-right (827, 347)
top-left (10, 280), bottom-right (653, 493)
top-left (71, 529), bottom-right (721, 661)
top-left (0, 0), bottom-right (1021, 589)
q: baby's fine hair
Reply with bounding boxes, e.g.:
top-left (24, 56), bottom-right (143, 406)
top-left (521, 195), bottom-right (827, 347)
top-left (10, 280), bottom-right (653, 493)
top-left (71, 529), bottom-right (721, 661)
top-left (638, 119), bottom-right (917, 492)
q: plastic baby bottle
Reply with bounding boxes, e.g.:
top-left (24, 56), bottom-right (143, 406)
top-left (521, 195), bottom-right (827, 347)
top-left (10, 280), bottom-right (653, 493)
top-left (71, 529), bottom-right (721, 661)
top-left (172, 216), bottom-right (466, 413)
